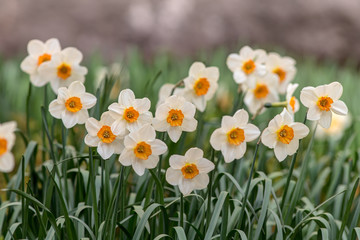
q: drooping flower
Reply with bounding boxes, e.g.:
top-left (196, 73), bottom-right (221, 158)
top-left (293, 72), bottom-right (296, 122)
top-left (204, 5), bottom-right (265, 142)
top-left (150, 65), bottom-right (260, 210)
top-left (261, 108), bottom-right (309, 161)
top-left (315, 113), bottom-right (351, 140)
top-left (156, 83), bottom-right (184, 108)
top-left (165, 148), bottom-right (214, 195)
top-left (153, 95), bottom-right (197, 142)
top-left (244, 73), bottom-right (279, 115)
top-left (108, 89), bottom-right (152, 133)
top-left (38, 47), bottom-right (88, 94)
top-left (0, 121), bottom-right (17, 172)
top-left (286, 83), bottom-right (300, 116)
top-left (182, 62), bottom-right (219, 112)
top-left (226, 46), bottom-right (267, 87)
top-left (265, 52), bottom-right (296, 94)
top-left (300, 82), bottom-right (348, 128)
top-left (119, 124), bottom-right (167, 176)
top-left (49, 81), bottom-right (97, 128)
top-left (84, 112), bottom-right (125, 159)
top-left (210, 109), bottom-right (260, 163)
top-left (20, 38), bottom-right (61, 87)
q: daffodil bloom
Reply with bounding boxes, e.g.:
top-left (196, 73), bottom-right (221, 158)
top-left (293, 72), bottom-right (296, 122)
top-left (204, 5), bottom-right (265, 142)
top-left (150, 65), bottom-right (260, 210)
top-left (286, 83), bottom-right (300, 116)
top-left (49, 81), bottom-right (97, 128)
top-left (210, 109), bottom-right (260, 163)
top-left (119, 124), bottom-right (167, 176)
top-left (226, 46), bottom-right (267, 87)
top-left (315, 113), bottom-right (351, 140)
top-left (165, 148), bottom-right (214, 195)
top-left (108, 89), bottom-right (152, 133)
top-left (20, 38), bottom-right (61, 87)
top-left (38, 47), bottom-right (88, 94)
top-left (244, 73), bottom-right (279, 115)
top-left (85, 112), bottom-right (125, 159)
top-left (156, 83), bottom-right (184, 108)
top-left (261, 108), bottom-right (309, 161)
top-left (153, 95), bottom-right (197, 142)
top-left (182, 62), bottom-right (219, 112)
top-left (300, 82), bottom-right (348, 128)
top-left (265, 52), bottom-right (296, 94)
top-left (0, 121), bottom-right (17, 172)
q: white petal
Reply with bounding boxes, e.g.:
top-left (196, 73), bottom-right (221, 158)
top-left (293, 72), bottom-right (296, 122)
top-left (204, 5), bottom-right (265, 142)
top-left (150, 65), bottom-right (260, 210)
top-left (235, 143), bottom-right (247, 160)
top-left (307, 106), bottom-right (322, 121)
top-left (192, 173), bottom-right (209, 190)
top-left (280, 108), bottom-right (294, 125)
top-left (179, 178), bottom-right (194, 195)
top-left (80, 93), bottom-right (97, 109)
top-left (137, 124), bottom-right (156, 140)
top-left (68, 81), bottom-right (85, 95)
top-left (0, 153), bottom-right (15, 173)
top-left (62, 47), bottom-right (83, 64)
top-left (286, 140), bottom-right (299, 155)
top-left (150, 139), bottom-right (168, 155)
top-left (196, 158), bottom-right (215, 173)
top-left (119, 149), bottom-right (134, 166)
top-left (289, 123), bottom-right (309, 139)
top-left (181, 118), bottom-right (197, 132)
top-left (152, 119), bottom-right (169, 132)
top-left (165, 168), bottom-right (182, 186)
top-left (226, 53), bottom-right (242, 72)
top-left (233, 71), bottom-right (247, 84)
top-left (221, 116), bottom-right (237, 130)
top-left (155, 104), bottom-right (171, 119)
top-left (189, 62), bottom-right (205, 77)
top-left (118, 89), bottom-right (135, 106)
top-left (133, 98), bottom-right (151, 113)
top-left (111, 120), bottom-right (127, 136)
top-left (233, 109), bottom-right (249, 125)
top-left (49, 100), bottom-right (64, 119)
top-left (100, 112), bottom-right (115, 126)
top-left (331, 100), bottom-right (348, 116)
top-left (30, 74), bottom-right (49, 87)
top-left (319, 111), bottom-right (332, 129)
top-left (45, 38), bottom-right (61, 53)
top-left (221, 145), bottom-right (237, 163)
top-left (203, 67), bottom-right (219, 81)
top-left (28, 40), bottom-right (45, 55)
top-left (185, 148), bottom-right (203, 162)
top-left (62, 111), bottom-right (78, 129)
top-left (97, 142), bottom-right (115, 159)
top-left (112, 138), bottom-right (124, 154)
top-left (132, 159), bottom-right (146, 176)
top-left (192, 96), bottom-right (206, 112)
top-left (168, 127), bottom-right (182, 142)
top-left (77, 109), bottom-right (89, 124)
top-left (85, 118), bottom-right (101, 135)
top-left (261, 128), bottom-right (277, 148)
top-left (139, 155), bottom-right (159, 169)
top-left (274, 143), bottom-right (288, 162)
top-left (327, 82), bottom-right (343, 100)
top-left (84, 135), bottom-right (99, 147)
top-left (108, 102), bottom-right (124, 115)
top-left (210, 129), bottom-right (226, 150)
top-left (244, 124), bottom-right (260, 142)
top-left (300, 87), bottom-right (317, 107)
top-left (20, 56), bottom-right (37, 74)
top-left (181, 102), bottom-right (196, 118)
top-left (169, 155), bottom-right (186, 169)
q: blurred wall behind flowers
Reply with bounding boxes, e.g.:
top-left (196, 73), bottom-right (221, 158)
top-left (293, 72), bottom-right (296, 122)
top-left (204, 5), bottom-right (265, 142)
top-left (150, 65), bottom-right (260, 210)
top-left (2, 0), bottom-right (360, 61)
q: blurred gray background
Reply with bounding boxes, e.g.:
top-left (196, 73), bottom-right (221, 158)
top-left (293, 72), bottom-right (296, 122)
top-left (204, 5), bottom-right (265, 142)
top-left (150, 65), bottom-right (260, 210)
top-left (2, 0), bottom-right (360, 61)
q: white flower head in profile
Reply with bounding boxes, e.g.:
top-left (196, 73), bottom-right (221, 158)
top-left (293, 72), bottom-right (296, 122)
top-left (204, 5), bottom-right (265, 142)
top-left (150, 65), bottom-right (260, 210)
top-left (300, 82), bottom-right (348, 129)
top-left (38, 47), bottom-right (88, 94)
top-left (182, 62), bottom-right (219, 112)
top-left (20, 38), bottom-right (61, 87)
top-left (85, 112), bottom-right (125, 159)
top-left (108, 89), bottom-right (152, 133)
top-left (226, 46), bottom-right (267, 87)
top-left (315, 114), bottom-right (351, 141)
top-left (286, 83), bottom-right (300, 116)
top-left (165, 148), bottom-right (214, 195)
top-left (244, 73), bottom-right (279, 115)
top-left (210, 109), bottom-right (260, 163)
top-left (153, 95), bottom-right (197, 142)
top-left (119, 124), bottom-right (167, 176)
top-left (265, 52), bottom-right (296, 94)
top-left (49, 81), bottom-right (97, 129)
top-left (156, 83), bottom-right (184, 108)
top-left (0, 121), bottom-right (17, 173)
top-left (261, 108), bottom-right (309, 162)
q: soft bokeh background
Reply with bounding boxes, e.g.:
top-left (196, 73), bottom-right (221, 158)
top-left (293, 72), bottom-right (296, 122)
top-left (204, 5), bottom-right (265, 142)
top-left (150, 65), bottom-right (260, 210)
top-left (2, 0), bottom-right (360, 61)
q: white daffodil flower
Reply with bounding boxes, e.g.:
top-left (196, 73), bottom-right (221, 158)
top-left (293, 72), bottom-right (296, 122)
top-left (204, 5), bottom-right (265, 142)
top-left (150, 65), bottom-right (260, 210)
top-left (261, 108), bottom-right (309, 162)
top-left (226, 46), bottom-right (267, 87)
top-left (85, 112), bottom-right (125, 159)
top-left (119, 124), bottom-right (167, 176)
top-left (315, 114), bottom-right (351, 140)
top-left (182, 62), bottom-right (219, 112)
top-left (38, 47), bottom-right (88, 94)
top-left (0, 121), bottom-right (17, 172)
top-left (210, 109), bottom-right (260, 163)
top-left (49, 81), bottom-right (97, 129)
top-left (165, 148), bottom-right (214, 196)
top-left (108, 89), bottom-right (152, 133)
top-left (300, 82), bottom-right (348, 129)
top-left (20, 38), bottom-right (61, 87)
top-left (156, 83), bottom-right (184, 108)
top-left (244, 73), bottom-right (279, 115)
top-left (265, 52), bottom-right (296, 94)
top-left (286, 83), bottom-right (300, 116)
top-left (153, 95), bottom-right (197, 143)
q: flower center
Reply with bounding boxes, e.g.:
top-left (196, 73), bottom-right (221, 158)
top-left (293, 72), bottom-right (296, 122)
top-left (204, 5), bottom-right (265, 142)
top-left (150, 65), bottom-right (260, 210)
top-left (181, 163), bottom-right (199, 179)
top-left (134, 141), bottom-right (152, 160)
top-left (123, 107), bottom-right (139, 123)
top-left (167, 109), bottom-right (184, 126)
top-left (97, 126), bottom-right (116, 143)
top-left (57, 63), bottom-right (72, 80)
top-left (242, 59), bottom-right (256, 74)
top-left (289, 96), bottom-right (296, 112)
top-left (273, 67), bottom-right (286, 82)
top-left (227, 128), bottom-right (245, 146)
top-left (0, 138), bottom-right (7, 156)
top-left (193, 78), bottom-right (210, 96)
top-left (37, 53), bottom-right (52, 66)
top-left (253, 83), bottom-right (269, 99)
top-left (317, 96), bottom-right (333, 111)
top-left (65, 97), bottom-right (82, 113)
top-left (277, 125), bottom-right (294, 144)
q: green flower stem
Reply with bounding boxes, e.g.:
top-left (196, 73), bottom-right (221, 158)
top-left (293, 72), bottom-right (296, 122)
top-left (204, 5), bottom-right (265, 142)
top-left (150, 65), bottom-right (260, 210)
top-left (280, 113), bottom-right (307, 212)
top-left (238, 138), bottom-right (261, 230)
top-left (89, 147), bottom-right (99, 236)
top-left (62, 124), bottom-right (69, 202)
top-left (206, 148), bottom-right (215, 230)
top-left (180, 193), bottom-right (184, 228)
top-left (26, 82), bottom-right (32, 138)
